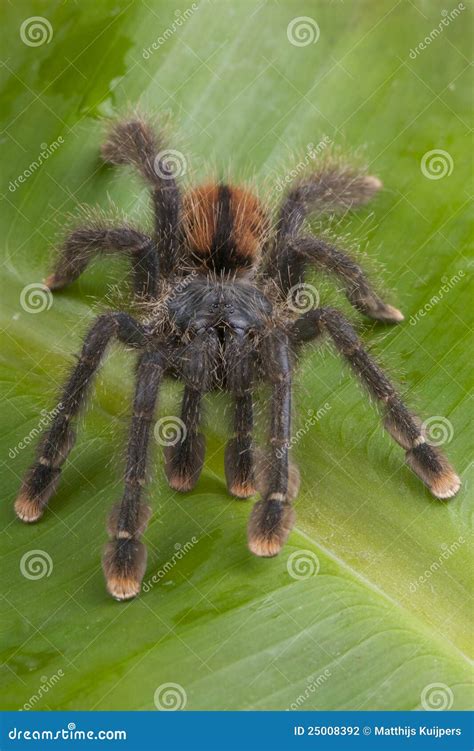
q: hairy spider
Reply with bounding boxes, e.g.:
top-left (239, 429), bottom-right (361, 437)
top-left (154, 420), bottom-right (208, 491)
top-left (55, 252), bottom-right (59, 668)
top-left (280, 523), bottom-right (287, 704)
top-left (14, 117), bottom-right (461, 600)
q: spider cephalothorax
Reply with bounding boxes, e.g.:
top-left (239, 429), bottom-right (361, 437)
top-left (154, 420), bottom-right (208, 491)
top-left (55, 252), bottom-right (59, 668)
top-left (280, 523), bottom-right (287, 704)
top-left (15, 116), bottom-right (461, 600)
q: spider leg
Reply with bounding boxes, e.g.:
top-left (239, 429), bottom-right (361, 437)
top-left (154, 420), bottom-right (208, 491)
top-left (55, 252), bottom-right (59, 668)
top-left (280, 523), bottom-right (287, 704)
top-left (276, 235), bottom-right (403, 324)
top-left (45, 224), bottom-right (159, 300)
top-left (248, 331), bottom-right (296, 557)
top-left (102, 118), bottom-right (181, 275)
top-left (163, 332), bottom-right (218, 492)
top-left (291, 308), bottom-right (461, 499)
top-left (103, 350), bottom-right (164, 600)
top-left (14, 313), bottom-right (146, 523)
top-left (224, 331), bottom-right (255, 498)
top-left (276, 162), bottom-right (382, 242)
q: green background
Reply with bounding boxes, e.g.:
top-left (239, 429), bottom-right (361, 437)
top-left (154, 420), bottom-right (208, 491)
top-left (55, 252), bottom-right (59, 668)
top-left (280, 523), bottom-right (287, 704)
top-left (1, 0), bottom-right (472, 711)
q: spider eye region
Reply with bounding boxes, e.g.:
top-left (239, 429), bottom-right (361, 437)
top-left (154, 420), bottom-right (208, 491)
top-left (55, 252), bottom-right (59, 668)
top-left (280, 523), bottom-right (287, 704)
top-left (182, 182), bottom-right (269, 272)
top-left (167, 280), bottom-right (272, 335)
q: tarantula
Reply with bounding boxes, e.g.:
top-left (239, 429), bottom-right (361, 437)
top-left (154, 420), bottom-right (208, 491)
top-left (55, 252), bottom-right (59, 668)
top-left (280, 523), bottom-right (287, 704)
top-left (14, 117), bottom-right (461, 600)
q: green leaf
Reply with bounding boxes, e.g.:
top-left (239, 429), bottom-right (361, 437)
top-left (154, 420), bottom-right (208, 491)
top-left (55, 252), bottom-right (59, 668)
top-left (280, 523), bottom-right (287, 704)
top-left (1, 0), bottom-right (472, 711)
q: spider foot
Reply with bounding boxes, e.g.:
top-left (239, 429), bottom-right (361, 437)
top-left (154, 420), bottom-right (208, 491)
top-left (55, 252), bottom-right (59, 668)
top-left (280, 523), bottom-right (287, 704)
top-left (44, 274), bottom-right (66, 291)
top-left (248, 497), bottom-right (296, 557)
top-left (14, 493), bottom-right (44, 523)
top-left (164, 434), bottom-right (205, 492)
top-left (367, 303), bottom-right (404, 324)
top-left (225, 439), bottom-right (255, 499)
top-left (14, 465), bottom-right (62, 523)
top-left (102, 538), bottom-right (147, 601)
top-left (406, 442), bottom-right (461, 499)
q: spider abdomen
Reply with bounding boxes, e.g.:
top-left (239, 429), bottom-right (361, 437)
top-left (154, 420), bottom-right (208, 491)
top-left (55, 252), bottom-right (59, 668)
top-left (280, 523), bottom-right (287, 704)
top-left (182, 183), bottom-right (269, 272)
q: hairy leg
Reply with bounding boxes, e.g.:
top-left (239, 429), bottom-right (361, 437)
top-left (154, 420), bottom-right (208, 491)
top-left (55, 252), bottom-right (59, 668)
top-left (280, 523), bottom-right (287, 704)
top-left (224, 331), bottom-right (255, 498)
top-left (248, 331), bottom-right (296, 556)
top-left (14, 313), bottom-right (146, 523)
top-left (276, 162), bottom-right (382, 243)
top-left (102, 117), bottom-right (181, 275)
top-left (277, 235), bottom-right (403, 323)
top-left (103, 351), bottom-right (164, 600)
top-left (46, 224), bottom-right (159, 299)
top-left (163, 331), bottom-right (219, 492)
top-left (291, 308), bottom-right (461, 499)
